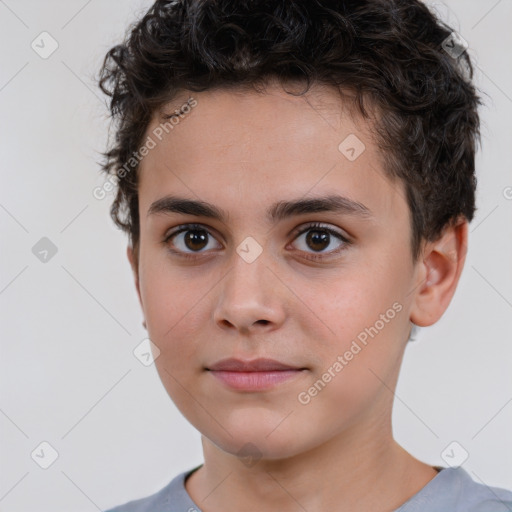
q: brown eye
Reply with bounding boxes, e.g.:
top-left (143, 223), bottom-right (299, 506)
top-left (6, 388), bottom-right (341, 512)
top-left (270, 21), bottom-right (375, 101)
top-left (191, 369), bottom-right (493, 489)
top-left (305, 230), bottom-right (330, 252)
top-left (291, 223), bottom-right (350, 260)
top-left (164, 224), bottom-right (222, 254)
top-left (183, 229), bottom-right (208, 251)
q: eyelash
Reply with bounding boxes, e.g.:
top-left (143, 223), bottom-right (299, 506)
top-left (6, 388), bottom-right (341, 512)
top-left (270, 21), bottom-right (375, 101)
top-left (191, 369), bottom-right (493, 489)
top-left (162, 222), bottom-right (352, 261)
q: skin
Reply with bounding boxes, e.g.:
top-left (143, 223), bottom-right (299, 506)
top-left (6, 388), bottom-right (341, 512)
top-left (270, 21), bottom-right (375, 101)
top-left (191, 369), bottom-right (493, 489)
top-left (127, 81), bottom-right (468, 512)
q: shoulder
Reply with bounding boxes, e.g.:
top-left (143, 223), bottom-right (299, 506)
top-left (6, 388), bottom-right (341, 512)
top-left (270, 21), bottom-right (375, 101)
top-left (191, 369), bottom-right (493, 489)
top-left (453, 467), bottom-right (512, 512)
top-left (397, 466), bottom-right (512, 512)
top-left (103, 479), bottom-right (176, 512)
top-left (103, 466), bottom-right (201, 512)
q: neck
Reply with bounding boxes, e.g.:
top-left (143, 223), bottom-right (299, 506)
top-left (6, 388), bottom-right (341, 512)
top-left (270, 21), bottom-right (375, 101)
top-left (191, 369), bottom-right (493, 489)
top-left (185, 414), bottom-right (438, 512)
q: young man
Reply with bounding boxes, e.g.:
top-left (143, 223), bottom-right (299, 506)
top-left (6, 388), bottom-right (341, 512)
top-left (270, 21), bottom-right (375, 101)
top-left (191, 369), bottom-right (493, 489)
top-left (98, 1), bottom-right (512, 511)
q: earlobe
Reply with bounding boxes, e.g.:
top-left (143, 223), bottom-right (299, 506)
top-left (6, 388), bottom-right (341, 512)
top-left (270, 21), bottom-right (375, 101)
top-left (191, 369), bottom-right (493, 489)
top-left (410, 218), bottom-right (468, 327)
top-left (126, 244), bottom-right (137, 272)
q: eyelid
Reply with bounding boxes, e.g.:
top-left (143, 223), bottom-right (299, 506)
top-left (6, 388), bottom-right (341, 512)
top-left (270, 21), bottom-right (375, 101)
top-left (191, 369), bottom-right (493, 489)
top-left (163, 221), bottom-right (352, 258)
top-left (290, 222), bottom-right (350, 242)
top-left (163, 222), bottom-right (223, 247)
top-left (164, 222), bottom-right (349, 243)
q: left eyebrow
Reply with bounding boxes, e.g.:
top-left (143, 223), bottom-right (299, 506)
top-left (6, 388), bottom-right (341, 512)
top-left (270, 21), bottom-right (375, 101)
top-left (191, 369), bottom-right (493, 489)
top-left (147, 194), bottom-right (374, 223)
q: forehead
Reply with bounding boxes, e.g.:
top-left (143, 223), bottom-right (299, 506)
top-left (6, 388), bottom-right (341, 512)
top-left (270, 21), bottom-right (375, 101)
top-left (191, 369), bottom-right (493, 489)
top-left (137, 83), bottom-right (408, 229)
top-left (149, 83), bottom-right (367, 162)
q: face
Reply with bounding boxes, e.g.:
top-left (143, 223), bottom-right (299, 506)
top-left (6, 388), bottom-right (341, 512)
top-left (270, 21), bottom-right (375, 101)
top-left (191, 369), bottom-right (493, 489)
top-left (131, 82), bottom-right (421, 460)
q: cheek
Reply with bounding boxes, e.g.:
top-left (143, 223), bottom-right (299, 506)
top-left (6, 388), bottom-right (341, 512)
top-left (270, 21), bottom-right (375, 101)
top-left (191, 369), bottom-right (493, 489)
top-left (140, 263), bottom-right (208, 407)
top-left (308, 274), bottom-right (391, 341)
top-left (140, 255), bottom-right (203, 331)
top-left (305, 272), bottom-right (408, 383)
top-left (138, 265), bottom-right (210, 389)
top-left (295, 304), bottom-right (407, 432)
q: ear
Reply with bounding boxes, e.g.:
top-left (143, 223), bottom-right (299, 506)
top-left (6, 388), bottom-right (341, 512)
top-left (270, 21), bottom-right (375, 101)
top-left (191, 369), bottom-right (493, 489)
top-left (409, 217), bottom-right (468, 327)
top-left (127, 245), bottom-right (146, 327)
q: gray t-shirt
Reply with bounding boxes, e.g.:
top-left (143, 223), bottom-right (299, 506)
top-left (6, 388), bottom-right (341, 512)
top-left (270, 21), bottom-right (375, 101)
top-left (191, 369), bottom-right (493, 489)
top-left (104, 464), bottom-right (512, 512)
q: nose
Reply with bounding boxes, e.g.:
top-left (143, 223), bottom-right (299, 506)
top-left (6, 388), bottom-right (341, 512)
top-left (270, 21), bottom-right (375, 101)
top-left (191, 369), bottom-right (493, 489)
top-left (212, 246), bottom-right (286, 335)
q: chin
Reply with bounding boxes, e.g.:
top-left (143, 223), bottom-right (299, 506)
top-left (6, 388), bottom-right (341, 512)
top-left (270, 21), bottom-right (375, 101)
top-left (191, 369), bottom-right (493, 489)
top-left (201, 420), bottom-right (312, 463)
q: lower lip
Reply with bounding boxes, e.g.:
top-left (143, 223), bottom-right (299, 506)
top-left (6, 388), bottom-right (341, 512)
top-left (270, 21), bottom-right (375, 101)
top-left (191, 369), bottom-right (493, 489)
top-left (208, 370), bottom-right (304, 391)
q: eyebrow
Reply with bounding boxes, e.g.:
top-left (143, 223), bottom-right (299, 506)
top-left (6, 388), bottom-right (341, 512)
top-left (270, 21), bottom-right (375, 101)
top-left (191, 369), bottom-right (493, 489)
top-left (147, 194), bottom-right (373, 223)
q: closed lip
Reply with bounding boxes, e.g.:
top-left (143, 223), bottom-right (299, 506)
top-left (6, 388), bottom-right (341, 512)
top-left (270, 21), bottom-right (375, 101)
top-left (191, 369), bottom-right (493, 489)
top-left (206, 358), bottom-right (306, 372)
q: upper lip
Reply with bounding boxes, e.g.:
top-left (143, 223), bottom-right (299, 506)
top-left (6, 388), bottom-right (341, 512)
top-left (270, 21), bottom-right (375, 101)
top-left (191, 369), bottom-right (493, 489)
top-left (207, 358), bottom-right (304, 372)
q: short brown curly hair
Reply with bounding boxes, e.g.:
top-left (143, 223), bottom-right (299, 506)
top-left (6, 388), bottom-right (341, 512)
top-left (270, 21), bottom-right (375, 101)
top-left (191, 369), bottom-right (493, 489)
top-left (97, 0), bottom-right (483, 262)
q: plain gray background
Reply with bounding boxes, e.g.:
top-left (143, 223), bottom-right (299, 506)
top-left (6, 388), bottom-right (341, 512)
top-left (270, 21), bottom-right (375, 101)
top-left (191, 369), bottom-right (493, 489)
top-left (1, 1), bottom-right (511, 510)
